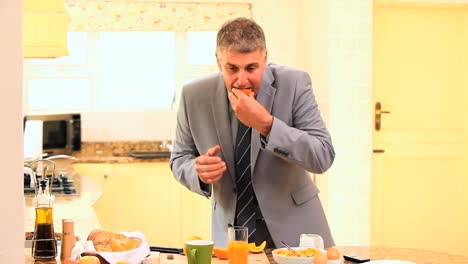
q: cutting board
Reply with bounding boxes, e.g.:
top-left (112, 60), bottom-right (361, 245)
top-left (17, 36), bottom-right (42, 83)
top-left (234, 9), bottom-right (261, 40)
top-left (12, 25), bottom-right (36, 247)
top-left (159, 252), bottom-right (271, 264)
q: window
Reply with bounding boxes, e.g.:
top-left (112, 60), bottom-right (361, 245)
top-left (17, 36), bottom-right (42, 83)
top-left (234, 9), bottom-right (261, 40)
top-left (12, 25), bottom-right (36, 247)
top-left (97, 32), bottom-right (176, 110)
top-left (23, 31), bottom-right (218, 114)
top-left (187, 31), bottom-right (217, 65)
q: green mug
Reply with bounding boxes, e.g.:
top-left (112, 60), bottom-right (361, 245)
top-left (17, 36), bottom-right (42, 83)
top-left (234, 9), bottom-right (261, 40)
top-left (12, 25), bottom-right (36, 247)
top-left (185, 240), bottom-right (214, 264)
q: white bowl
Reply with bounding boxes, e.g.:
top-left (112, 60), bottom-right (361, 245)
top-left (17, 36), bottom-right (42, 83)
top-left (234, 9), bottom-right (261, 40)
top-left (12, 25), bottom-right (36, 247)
top-left (272, 247), bottom-right (325, 264)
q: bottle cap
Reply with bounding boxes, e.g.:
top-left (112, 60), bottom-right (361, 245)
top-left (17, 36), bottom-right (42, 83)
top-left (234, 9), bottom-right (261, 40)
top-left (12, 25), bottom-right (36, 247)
top-left (62, 219), bottom-right (74, 233)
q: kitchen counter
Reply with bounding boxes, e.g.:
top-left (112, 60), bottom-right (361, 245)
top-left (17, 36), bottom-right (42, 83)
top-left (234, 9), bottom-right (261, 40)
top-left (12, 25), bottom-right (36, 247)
top-left (25, 246), bottom-right (468, 264)
top-left (25, 250), bottom-right (268, 264)
top-left (265, 248), bottom-right (468, 264)
top-left (335, 246), bottom-right (468, 264)
top-left (160, 252), bottom-right (270, 264)
top-left (72, 141), bottom-right (171, 163)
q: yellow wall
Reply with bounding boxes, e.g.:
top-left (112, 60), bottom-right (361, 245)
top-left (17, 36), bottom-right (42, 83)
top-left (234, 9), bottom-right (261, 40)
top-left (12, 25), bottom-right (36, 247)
top-left (462, 7), bottom-right (468, 253)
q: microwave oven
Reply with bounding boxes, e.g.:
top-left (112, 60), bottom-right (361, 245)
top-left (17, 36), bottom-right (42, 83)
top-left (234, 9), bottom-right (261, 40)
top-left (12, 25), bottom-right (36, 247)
top-left (23, 113), bottom-right (81, 157)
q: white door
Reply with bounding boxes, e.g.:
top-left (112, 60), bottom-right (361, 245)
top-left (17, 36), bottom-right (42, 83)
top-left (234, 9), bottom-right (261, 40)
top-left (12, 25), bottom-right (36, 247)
top-left (371, 3), bottom-right (468, 256)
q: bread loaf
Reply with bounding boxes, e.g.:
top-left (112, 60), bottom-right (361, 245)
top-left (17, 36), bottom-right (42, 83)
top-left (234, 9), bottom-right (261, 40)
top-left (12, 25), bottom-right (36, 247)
top-left (87, 229), bottom-right (142, 252)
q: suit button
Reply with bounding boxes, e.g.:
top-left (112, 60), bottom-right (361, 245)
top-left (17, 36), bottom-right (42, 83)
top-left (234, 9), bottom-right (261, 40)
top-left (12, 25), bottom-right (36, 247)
top-left (232, 188), bottom-right (237, 194)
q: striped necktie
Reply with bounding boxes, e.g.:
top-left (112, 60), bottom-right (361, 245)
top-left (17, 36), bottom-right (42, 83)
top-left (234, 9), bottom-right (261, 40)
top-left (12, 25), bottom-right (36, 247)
top-left (234, 121), bottom-right (259, 241)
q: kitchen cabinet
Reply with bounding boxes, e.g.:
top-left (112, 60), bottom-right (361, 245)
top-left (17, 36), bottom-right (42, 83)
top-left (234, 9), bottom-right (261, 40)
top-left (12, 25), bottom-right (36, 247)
top-left (73, 162), bottom-right (211, 247)
top-left (23, 0), bottom-right (69, 58)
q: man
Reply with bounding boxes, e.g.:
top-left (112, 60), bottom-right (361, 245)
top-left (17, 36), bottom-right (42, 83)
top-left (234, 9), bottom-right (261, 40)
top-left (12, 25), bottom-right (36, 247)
top-left (170, 17), bottom-right (335, 248)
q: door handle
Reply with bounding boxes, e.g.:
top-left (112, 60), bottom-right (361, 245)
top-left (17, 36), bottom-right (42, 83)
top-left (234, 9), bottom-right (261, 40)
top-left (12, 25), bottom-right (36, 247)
top-left (375, 102), bottom-right (391, 131)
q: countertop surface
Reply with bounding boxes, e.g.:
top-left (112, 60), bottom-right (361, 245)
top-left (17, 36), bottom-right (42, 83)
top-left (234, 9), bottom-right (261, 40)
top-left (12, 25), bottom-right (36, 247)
top-left (25, 247), bottom-right (468, 264)
top-left (335, 246), bottom-right (468, 264)
top-left (72, 141), bottom-right (171, 163)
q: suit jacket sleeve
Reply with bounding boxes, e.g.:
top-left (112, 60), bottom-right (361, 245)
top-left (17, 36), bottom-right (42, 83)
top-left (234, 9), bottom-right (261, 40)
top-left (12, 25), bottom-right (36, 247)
top-left (264, 71), bottom-right (335, 174)
top-left (169, 88), bottom-right (211, 198)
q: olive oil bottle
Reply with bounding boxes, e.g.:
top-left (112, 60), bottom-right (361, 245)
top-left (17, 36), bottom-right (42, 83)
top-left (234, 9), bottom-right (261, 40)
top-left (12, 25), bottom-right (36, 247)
top-left (31, 161), bottom-right (57, 261)
top-left (33, 207), bottom-right (56, 258)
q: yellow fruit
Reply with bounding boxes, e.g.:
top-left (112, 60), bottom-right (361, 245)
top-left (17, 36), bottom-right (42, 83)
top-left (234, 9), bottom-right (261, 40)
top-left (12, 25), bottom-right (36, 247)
top-left (326, 247), bottom-right (340, 260)
top-left (313, 252), bottom-right (328, 264)
top-left (79, 256), bottom-right (100, 264)
top-left (239, 88), bottom-right (252, 95)
top-left (247, 241), bottom-right (266, 253)
top-left (183, 235), bottom-right (203, 255)
top-left (213, 247), bottom-right (229, 260)
top-left (63, 259), bottom-right (79, 264)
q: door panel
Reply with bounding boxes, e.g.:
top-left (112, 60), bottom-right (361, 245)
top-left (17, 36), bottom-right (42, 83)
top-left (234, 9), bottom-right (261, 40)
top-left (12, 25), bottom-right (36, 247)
top-left (372, 3), bottom-right (468, 256)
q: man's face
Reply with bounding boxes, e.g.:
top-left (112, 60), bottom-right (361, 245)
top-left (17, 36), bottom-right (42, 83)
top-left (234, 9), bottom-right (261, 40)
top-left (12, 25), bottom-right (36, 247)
top-left (216, 48), bottom-right (268, 95)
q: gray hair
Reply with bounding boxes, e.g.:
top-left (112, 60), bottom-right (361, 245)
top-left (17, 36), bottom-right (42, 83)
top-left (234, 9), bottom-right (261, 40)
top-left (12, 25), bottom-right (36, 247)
top-left (216, 17), bottom-right (266, 55)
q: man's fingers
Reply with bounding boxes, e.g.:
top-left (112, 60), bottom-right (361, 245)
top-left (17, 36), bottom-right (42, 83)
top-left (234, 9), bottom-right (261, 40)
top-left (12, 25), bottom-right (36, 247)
top-left (228, 93), bottom-right (236, 102)
top-left (199, 162), bottom-right (226, 172)
top-left (208, 173), bottom-right (224, 184)
top-left (229, 88), bottom-right (249, 103)
top-left (196, 145), bottom-right (226, 184)
top-left (199, 166), bottom-right (226, 184)
top-left (206, 144), bottom-right (221, 156)
top-left (196, 155), bottom-right (222, 165)
top-left (199, 168), bottom-right (224, 180)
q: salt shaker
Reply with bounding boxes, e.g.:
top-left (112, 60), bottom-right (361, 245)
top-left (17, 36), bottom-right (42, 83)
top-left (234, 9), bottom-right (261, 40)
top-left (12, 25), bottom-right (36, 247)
top-left (60, 219), bottom-right (75, 261)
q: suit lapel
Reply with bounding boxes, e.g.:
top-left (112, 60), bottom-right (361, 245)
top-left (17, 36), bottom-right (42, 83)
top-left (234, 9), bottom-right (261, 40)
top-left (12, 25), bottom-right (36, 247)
top-left (211, 76), bottom-right (236, 182)
top-left (251, 66), bottom-right (276, 174)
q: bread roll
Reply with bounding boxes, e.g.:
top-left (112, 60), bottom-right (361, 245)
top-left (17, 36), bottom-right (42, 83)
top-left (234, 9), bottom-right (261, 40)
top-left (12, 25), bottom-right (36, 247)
top-left (87, 229), bottom-right (113, 244)
top-left (92, 230), bottom-right (113, 249)
top-left (87, 229), bottom-right (142, 252)
top-left (110, 239), bottom-right (125, 252)
top-left (122, 237), bottom-right (142, 251)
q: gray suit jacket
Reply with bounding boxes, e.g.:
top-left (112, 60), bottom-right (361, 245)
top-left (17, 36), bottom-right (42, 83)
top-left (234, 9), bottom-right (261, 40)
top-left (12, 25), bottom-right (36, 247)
top-left (170, 64), bottom-right (335, 248)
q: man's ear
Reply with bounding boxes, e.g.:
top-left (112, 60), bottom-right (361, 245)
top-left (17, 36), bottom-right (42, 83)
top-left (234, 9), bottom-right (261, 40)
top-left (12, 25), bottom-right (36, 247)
top-left (216, 53), bottom-right (222, 71)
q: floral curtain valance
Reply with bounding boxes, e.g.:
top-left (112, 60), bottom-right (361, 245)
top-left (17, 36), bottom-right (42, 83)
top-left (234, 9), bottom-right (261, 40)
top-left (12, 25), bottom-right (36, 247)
top-left (66, 1), bottom-right (252, 31)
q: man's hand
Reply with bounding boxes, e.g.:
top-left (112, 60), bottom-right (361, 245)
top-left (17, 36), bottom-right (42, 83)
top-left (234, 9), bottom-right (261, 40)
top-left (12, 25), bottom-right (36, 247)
top-left (195, 145), bottom-right (226, 184)
top-left (228, 88), bottom-right (273, 136)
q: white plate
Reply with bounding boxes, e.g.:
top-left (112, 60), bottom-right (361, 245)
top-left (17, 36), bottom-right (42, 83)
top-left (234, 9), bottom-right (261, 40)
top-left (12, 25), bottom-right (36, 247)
top-left (368, 261), bottom-right (417, 264)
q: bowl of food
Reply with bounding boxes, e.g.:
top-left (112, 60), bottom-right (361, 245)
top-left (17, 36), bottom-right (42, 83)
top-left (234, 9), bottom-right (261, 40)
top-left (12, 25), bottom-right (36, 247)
top-left (71, 229), bottom-right (150, 264)
top-left (272, 247), bottom-right (325, 264)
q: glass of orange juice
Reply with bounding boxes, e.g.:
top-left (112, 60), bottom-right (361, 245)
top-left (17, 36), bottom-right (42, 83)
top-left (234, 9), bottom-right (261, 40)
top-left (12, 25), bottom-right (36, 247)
top-left (228, 226), bottom-right (248, 264)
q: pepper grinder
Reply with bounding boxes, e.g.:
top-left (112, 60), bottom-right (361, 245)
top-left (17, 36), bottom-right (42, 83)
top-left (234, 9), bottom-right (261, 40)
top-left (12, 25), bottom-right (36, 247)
top-left (60, 219), bottom-right (75, 261)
